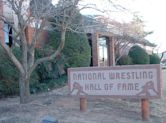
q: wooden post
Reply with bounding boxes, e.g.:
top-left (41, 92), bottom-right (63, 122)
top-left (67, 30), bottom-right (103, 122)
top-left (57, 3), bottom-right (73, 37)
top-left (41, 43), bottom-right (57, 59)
top-left (108, 36), bottom-right (115, 66)
top-left (141, 99), bottom-right (150, 121)
top-left (80, 97), bottom-right (87, 112)
top-left (91, 33), bottom-right (99, 66)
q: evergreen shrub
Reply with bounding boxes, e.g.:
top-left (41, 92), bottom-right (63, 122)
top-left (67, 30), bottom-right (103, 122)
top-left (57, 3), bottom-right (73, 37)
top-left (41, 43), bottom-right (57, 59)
top-left (149, 53), bottom-right (160, 64)
top-left (117, 55), bottom-right (133, 65)
top-left (128, 45), bottom-right (150, 64)
top-left (49, 31), bottom-right (91, 68)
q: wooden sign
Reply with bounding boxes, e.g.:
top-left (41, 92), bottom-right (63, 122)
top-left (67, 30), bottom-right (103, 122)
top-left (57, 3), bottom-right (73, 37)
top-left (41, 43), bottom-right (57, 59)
top-left (68, 64), bottom-right (162, 99)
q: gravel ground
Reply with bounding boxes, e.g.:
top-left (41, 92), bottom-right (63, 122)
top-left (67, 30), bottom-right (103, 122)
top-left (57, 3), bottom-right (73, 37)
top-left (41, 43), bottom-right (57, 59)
top-left (0, 70), bottom-right (166, 123)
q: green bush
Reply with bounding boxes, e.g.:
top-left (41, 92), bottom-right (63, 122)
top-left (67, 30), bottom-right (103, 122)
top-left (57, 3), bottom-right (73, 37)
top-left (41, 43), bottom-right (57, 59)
top-left (32, 31), bottom-right (91, 93)
top-left (31, 31), bottom-right (91, 93)
top-left (35, 46), bottom-right (66, 80)
top-left (0, 46), bottom-right (39, 96)
top-left (0, 46), bottom-right (67, 96)
top-left (149, 53), bottom-right (160, 64)
top-left (30, 74), bottom-right (67, 94)
top-left (0, 46), bottom-right (19, 96)
top-left (64, 32), bottom-right (91, 67)
top-left (117, 55), bottom-right (132, 65)
top-left (0, 30), bottom-right (91, 96)
top-left (0, 80), bottom-right (19, 96)
top-left (128, 45), bottom-right (149, 64)
top-left (49, 31), bottom-right (91, 67)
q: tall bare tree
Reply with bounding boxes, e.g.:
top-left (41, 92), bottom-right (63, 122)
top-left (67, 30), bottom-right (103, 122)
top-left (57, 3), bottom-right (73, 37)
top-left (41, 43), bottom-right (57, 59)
top-left (84, 15), bottom-right (155, 64)
top-left (0, 0), bottom-right (154, 103)
top-left (0, 0), bottom-right (86, 103)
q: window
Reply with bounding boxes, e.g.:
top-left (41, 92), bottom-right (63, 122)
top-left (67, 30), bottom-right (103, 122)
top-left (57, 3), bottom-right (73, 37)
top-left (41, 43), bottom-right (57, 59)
top-left (4, 22), bottom-right (13, 47)
top-left (98, 37), bottom-right (108, 66)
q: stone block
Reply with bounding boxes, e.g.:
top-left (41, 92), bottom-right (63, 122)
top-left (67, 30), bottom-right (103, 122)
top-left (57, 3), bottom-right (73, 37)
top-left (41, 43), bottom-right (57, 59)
top-left (42, 116), bottom-right (58, 123)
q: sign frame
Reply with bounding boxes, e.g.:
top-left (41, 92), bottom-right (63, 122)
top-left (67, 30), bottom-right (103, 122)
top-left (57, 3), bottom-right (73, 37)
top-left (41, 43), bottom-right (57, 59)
top-left (68, 64), bottom-right (162, 99)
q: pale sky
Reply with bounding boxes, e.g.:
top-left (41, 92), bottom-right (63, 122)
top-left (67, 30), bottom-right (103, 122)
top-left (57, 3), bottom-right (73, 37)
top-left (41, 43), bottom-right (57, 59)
top-left (80, 0), bottom-right (166, 53)
top-left (53, 0), bottom-right (166, 53)
top-left (116, 0), bottom-right (166, 53)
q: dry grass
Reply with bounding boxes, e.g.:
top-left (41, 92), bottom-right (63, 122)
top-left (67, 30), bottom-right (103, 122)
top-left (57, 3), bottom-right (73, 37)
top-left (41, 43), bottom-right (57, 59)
top-left (0, 70), bottom-right (165, 123)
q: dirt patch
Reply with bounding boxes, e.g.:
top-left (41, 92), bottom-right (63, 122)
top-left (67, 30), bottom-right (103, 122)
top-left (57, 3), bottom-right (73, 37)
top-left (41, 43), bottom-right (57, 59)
top-left (0, 70), bottom-right (166, 123)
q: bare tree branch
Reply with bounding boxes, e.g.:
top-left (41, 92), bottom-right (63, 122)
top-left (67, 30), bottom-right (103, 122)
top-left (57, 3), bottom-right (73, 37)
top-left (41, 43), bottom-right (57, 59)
top-left (0, 42), bottom-right (24, 74)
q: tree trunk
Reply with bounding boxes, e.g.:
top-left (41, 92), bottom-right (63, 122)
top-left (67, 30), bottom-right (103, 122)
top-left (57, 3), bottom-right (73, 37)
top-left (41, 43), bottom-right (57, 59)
top-left (19, 73), bottom-right (30, 104)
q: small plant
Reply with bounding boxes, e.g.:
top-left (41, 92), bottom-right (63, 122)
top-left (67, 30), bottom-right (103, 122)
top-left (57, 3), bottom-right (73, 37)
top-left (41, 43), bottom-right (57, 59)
top-left (149, 53), bottom-right (160, 64)
top-left (117, 55), bottom-right (132, 65)
top-left (128, 45), bottom-right (150, 64)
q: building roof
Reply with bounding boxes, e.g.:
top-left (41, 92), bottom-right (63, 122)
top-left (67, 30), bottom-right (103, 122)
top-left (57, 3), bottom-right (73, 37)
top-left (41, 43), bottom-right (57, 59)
top-left (83, 15), bottom-right (156, 47)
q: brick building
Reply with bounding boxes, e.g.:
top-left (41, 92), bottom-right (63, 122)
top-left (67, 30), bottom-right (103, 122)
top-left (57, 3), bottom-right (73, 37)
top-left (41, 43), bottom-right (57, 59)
top-left (0, 2), bottom-right (156, 68)
top-left (84, 16), bottom-right (156, 67)
top-left (0, 1), bottom-right (4, 46)
top-left (0, 1), bottom-right (48, 48)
